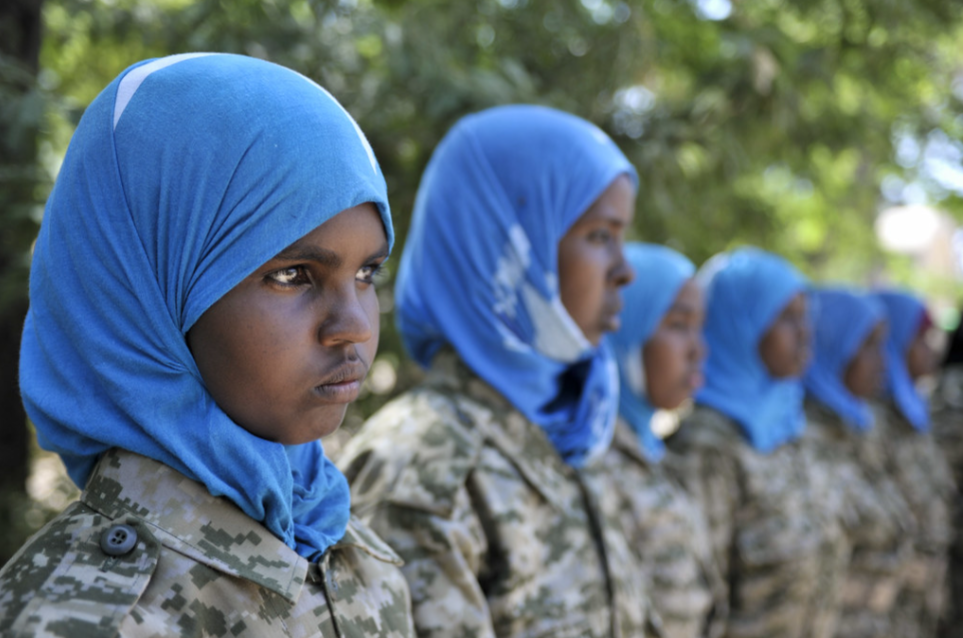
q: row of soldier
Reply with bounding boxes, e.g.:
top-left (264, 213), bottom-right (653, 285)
top-left (0, 53), bottom-right (959, 638)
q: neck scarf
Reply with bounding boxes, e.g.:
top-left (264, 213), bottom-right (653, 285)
top-left (20, 53), bottom-right (393, 561)
top-left (804, 287), bottom-right (885, 431)
top-left (608, 243), bottom-right (695, 462)
top-left (395, 105), bottom-right (637, 467)
top-left (876, 290), bottom-right (930, 431)
top-left (695, 247), bottom-right (808, 453)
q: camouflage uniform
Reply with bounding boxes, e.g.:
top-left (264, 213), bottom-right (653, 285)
top-left (875, 399), bottom-right (955, 638)
top-left (665, 405), bottom-right (846, 638)
top-left (604, 420), bottom-right (728, 638)
top-left (0, 448), bottom-right (416, 638)
top-left (800, 399), bottom-right (913, 638)
top-left (337, 351), bottom-right (662, 638)
top-left (932, 366), bottom-right (963, 638)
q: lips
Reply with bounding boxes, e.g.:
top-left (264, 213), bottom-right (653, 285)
top-left (313, 359), bottom-right (368, 403)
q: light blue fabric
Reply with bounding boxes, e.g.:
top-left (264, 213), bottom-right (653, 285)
top-left (876, 290), bottom-right (930, 431)
top-left (695, 247), bottom-right (808, 453)
top-left (804, 288), bottom-right (885, 431)
top-left (20, 54), bottom-right (392, 561)
top-left (608, 243), bottom-right (695, 462)
top-left (395, 105), bottom-right (638, 467)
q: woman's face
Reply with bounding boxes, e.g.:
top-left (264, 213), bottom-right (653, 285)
top-left (844, 320), bottom-right (886, 398)
top-left (907, 325), bottom-right (938, 381)
top-left (558, 174), bottom-right (636, 346)
top-left (188, 203), bottom-right (389, 444)
top-left (643, 279), bottom-right (706, 410)
top-left (759, 292), bottom-right (811, 378)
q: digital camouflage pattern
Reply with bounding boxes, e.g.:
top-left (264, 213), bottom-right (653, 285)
top-left (604, 420), bottom-right (728, 638)
top-left (337, 350), bottom-right (663, 638)
top-left (800, 399), bottom-right (914, 638)
top-left (874, 400), bottom-right (954, 638)
top-left (931, 365), bottom-right (963, 638)
top-left (0, 448), bottom-right (416, 638)
top-left (665, 405), bottom-right (846, 638)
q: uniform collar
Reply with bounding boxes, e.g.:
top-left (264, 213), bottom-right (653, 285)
top-left (424, 350), bottom-right (577, 510)
top-left (82, 449), bottom-right (399, 603)
top-left (610, 418), bottom-right (650, 466)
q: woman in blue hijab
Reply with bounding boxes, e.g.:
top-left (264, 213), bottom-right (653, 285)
top-left (800, 287), bottom-right (914, 638)
top-left (0, 54), bottom-right (415, 637)
top-left (338, 105), bottom-right (661, 637)
top-left (666, 247), bottom-right (848, 638)
top-left (603, 243), bottom-right (728, 638)
top-left (873, 290), bottom-right (953, 638)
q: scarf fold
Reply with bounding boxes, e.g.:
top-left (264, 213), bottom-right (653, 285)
top-left (695, 247), bottom-right (808, 453)
top-left (395, 105), bottom-right (637, 467)
top-left (876, 290), bottom-right (931, 432)
top-left (20, 53), bottom-right (393, 561)
top-left (608, 243), bottom-right (695, 462)
top-left (804, 288), bottom-right (885, 431)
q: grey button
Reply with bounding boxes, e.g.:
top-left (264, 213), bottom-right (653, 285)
top-left (100, 524), bottom-right (138, 556)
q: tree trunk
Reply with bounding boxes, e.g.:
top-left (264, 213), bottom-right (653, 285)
top-left (0, 0), bottom-right (44, 566)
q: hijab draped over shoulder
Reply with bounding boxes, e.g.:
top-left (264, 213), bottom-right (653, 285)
top-left (20, 53), bottom-right (393, 560)
top-left (395, 105), bottom-right (638, 467)
top-left (804, 288), bottom-right (885, 431)
top-left (696, 247), bottom-right (807, 453)
top-left (608, 243), bottom-right (695, 462)
top-left (876, 290), bottom-right (930, 431)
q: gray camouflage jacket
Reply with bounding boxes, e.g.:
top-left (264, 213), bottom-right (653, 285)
top-left (337, 351), bottom-right (662, 638)
top-left (931, 365), bottom-right (963, 638)
top-left (665, 405), bottom-right (846, 638)
top-left (800, 399), bottom-right (913, 638)
top-left (604, 420), bottom-right (728, 638)
top-left (874, 399), bottom-right (954, 638)
top-left (0, 448), bottom-right (416, 638)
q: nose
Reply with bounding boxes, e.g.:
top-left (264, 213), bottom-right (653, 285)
top-left (318, 287), bottom-right (375, 347)
top-left (693, 331), bottom-right (708, 364)
top-left (610, 246), bottom-right (635, 288)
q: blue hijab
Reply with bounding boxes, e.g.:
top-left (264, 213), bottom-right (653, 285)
top-left (696, 247), bottom-right (808, 453)
top-left (876, 290), bottom-right (930, 431)
top-left (395, 105), bottom-right (637, 467)
top-left (608, 243), bottom-right (695, 462)
top-left (20, 54), bottom-right (393, 561)
top-left (804, 288), bottom-right (885, 431)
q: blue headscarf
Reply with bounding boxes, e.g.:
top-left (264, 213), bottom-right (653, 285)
top-left (20, 54), bottom-right (393, 561)
top-left (876, 290), bottom-right (930, 431)
top-left (804, 288), bottom-right (885, 431)
top-left (608, 243), bottom-right (695, 462)
top-left (395, 105), bottom-right (638, 467)
top-left (696, 247), bottom-right (808, 453)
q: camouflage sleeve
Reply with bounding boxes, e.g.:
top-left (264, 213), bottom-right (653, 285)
top-left (0, 502), bottom-right (160, 637)
top-left (667, 448), bottom-right (738, 588)
top-left (364, 486), bottom-right (496, 638)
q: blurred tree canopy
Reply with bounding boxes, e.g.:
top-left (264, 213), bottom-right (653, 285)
top-left (3, 0), bottom-right (963, 560)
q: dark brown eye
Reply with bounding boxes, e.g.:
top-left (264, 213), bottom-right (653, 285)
top-left (267, 266), bottom-right (310, 286)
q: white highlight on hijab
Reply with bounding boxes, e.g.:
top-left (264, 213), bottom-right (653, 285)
top-left (112, 53), bottom-right (378, 174)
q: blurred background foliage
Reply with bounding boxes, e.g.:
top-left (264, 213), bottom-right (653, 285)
top-left (3, 0), bottom-right (963, 563)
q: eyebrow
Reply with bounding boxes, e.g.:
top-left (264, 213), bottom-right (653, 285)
top-left (274, 240), bottom-right (390, 268)
top-left (667, 301), bottom-right (698, 314)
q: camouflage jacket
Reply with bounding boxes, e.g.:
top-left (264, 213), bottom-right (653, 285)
top-left (337, 351), bottom-right (662, 638)
top-left (931, 365), bottom-right (963, 638)
top-left (800, 400), bottom-right (913, 638)
top-left (874, 400), bottom-right (955, 638)
top-left (665, 405), bottom-right (846, 638)
top-left (604, 420), bottom-right (728, 638)
top-left (0, 448), bottom-right (415, 638)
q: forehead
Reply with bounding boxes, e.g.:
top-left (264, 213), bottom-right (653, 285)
top-left (572, 174), bottom-right (636, 226)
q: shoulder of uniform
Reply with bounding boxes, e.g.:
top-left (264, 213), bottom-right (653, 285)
top-left (338, 386), bottom-right (487, 519)
top-left (672, 405), bottom-right (739, 450)
top-left (0, 501), bottom-right (160, 637)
